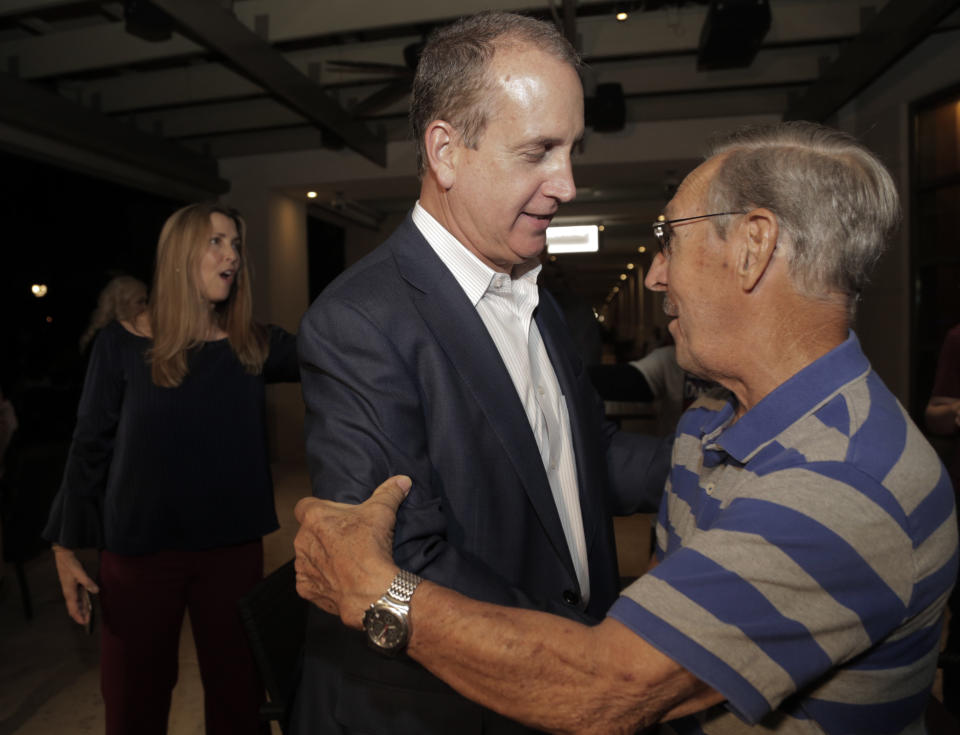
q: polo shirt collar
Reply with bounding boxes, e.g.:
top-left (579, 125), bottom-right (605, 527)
top-left (709, 331), bottom-right (871, 464)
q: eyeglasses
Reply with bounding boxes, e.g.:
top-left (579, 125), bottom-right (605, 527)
top-left (652, 212), bottom-right (744, 257)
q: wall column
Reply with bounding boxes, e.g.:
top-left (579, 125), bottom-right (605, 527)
top-left (225, 179), bottom-right (308, 462)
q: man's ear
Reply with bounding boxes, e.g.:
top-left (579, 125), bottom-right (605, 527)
top-left (737, 208), bottom-right (779, 292)
top-left (424, 120), bottom-right (458, 190)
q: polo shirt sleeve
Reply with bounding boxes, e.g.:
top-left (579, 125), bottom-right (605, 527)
top-left (608, 465), bottom-right (913, 724)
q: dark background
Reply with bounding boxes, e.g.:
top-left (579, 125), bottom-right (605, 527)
top-left (1, 150), bottom-right (183, 442)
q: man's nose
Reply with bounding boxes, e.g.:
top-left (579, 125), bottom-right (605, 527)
top-left (543, 159), bottom-right (576, 203)
top-left (644, 252), bottom-right (668, 292)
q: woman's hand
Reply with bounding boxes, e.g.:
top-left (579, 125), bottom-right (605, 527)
top-left (52, 544), bottom-right (100, 625)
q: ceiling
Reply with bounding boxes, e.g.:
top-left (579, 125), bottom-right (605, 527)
top-left (2, 0), bottom-right (959, 310)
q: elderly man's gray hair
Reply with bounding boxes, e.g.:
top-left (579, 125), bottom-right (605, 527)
top-left (704, 121), bottom-right (900, 312)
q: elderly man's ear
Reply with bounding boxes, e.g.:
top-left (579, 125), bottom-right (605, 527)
top-left (425, 120), bottom-right (459, 190)
top-left (737, 208), bottom-right (779, 292)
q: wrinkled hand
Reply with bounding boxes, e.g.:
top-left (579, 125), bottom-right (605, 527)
top-left (52, 545), bottom-right (99, 625)
top-left (293, 475), bottom-right (411, 628)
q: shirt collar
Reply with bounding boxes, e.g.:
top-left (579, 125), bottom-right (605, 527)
top-left (412, 202), bottom-right (541, 306)
top-left (711, 331), bottom-right (871, 463)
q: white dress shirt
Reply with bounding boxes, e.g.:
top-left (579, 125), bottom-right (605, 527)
top-left (412, 203), bottom-right (590, 601)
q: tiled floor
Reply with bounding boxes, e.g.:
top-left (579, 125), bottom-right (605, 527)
top-left (0, 461), bottom-right (311, 735)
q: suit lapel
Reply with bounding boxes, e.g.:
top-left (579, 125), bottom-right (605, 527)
top-left (388, 217), bottom-right (574, 572)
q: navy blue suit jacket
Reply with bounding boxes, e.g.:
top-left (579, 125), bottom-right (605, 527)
top-left (292, 214), bottom-right (670, 734)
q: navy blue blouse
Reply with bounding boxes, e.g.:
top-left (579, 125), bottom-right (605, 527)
top-left (44, 320), bottom-right (299, 555)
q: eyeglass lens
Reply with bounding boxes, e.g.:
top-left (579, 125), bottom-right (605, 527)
top-left (653, 221), bottom-right (672, 255)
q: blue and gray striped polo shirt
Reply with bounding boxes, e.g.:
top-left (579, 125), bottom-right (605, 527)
top-left (609, 332), bottom-right (958, 734)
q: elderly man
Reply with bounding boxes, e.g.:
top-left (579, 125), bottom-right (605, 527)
top-left (292, 11), bottom-right (670, 734)
top-left (295, 121), bottom-right (959, 733)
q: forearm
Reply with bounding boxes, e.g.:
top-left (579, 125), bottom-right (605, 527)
top-left (407, 582), bottom-right (716, 734)
top-left (294, 482), bottom-right (721, 732)
top-left (925, 398), bottom-right (960, 435)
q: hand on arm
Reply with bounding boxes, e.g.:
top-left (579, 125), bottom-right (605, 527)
top-left (293, 476), bottom-right (723, 734)
top-left (293, 476), bottom-right (408, 626)
top-left (52, 544), bottom-right (99, 625)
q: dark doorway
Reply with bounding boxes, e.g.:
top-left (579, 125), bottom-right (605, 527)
top-left (911, 85), bottom-right (960, 422)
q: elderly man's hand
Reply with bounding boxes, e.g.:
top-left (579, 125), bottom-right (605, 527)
top-left (293, 475), bottom-right (411, 628)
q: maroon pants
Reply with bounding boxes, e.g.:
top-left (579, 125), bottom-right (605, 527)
top-left (99, 541), bottom-right (268, 735)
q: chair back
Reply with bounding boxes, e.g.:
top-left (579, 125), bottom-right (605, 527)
top-left (239, 558), bottom-right (309, 733)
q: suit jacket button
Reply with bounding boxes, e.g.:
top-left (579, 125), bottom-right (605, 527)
top-left (562, 589), bottom-right (580, 606)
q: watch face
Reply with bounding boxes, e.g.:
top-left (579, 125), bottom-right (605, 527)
top-left (364, 606), bottom-right (408, 651)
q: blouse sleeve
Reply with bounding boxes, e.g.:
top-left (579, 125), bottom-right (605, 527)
top-left (262, 325), bottom-right (300, 384)
top-left (42, 324), bottom-right (126, 550)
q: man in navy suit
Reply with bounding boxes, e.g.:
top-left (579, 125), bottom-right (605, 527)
top-left (291, 11), bottom-right (671, 734)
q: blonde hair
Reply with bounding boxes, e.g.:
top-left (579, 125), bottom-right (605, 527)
top-left (80, 275), bottom-right (148, 351)
top-left (148, 202), bottom-right (267, 388)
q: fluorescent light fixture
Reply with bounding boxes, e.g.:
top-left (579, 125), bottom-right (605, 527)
top-left (546, 225), bottom-right (599, 254)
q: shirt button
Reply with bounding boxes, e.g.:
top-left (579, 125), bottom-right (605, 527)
top-left (562, 590), bottom-right (580, 605)
top-left (704, 482), bottom-right (716, 495)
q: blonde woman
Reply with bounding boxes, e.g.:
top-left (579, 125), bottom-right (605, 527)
top-left (44, 202), bottom-right (298, 735)
top-left (79, 275), bottom-right (148, 352)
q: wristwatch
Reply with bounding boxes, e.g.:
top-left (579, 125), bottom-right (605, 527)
top-left (363, 569), bottom-right (423, 656)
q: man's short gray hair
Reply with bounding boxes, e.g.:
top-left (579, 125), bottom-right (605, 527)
top-left (705, 121), bottom-right (901, 310)
top-left (410, 11), bottom-right (581, 178)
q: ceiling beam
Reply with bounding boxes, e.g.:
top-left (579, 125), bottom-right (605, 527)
top-left (1, 1), bottom-right (874, 81)
top-left (0, 69), bottom-right (227, 195)
top-left (784, 0), bottom-right (960, 121)
top-left (0, 0), bottom-right (85, 19)
top-left (151, 0), bottom-right (387, 167)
